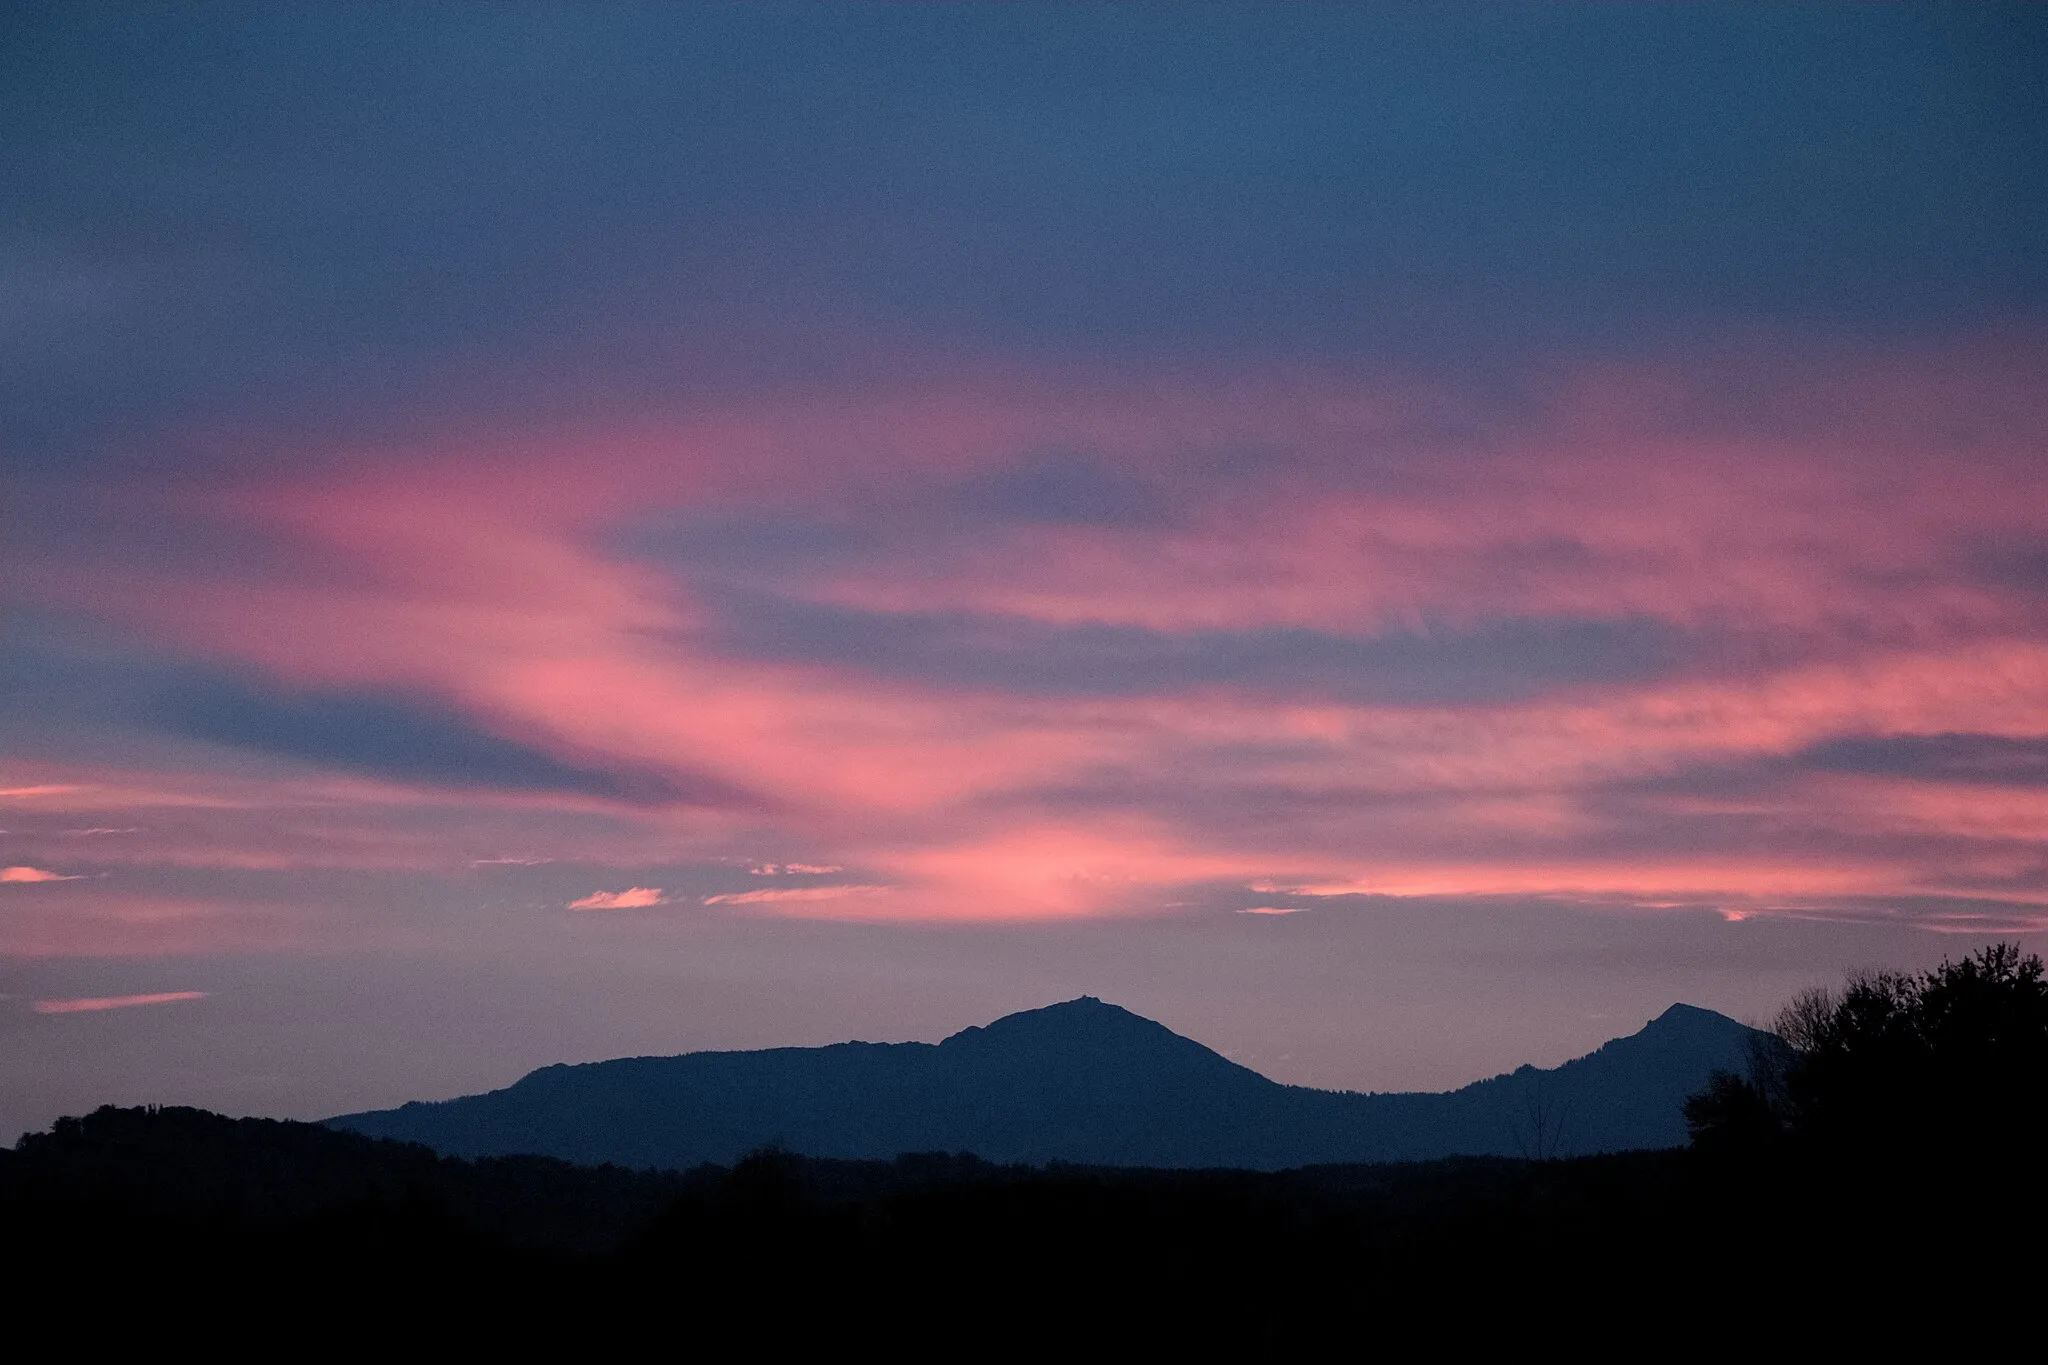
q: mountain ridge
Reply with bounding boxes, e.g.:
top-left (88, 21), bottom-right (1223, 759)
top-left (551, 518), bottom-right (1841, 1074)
top-left (331, 997), bottom-right (1767, 1170)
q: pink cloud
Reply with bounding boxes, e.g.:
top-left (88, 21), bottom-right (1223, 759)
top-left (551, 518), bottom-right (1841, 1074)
top-left (21, 339), bottom-right (2048, 933)
top-left (567, 886), bottom-right (667, 910)
top-left (32, 991), bottom-right (208, 1014)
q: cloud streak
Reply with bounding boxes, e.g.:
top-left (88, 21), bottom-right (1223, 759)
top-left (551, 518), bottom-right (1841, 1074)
top-left (704, 886), bottom-right (889, 907)
top-left (32, 991), bottom-right (207, 1015)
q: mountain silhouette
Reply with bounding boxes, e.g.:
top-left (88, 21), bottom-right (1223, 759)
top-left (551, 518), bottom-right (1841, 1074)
top-left (330, 997), bottom-right (1767, 1169)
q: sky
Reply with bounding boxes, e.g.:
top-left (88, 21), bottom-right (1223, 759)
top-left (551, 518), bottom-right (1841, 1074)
top-left (5, 3), bottom-right (2047, 1138)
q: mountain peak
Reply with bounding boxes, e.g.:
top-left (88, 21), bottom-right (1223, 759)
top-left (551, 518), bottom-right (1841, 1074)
top-left (1585, 1003), bottom-right (1757, 1063)
top-left (942, 995), bottom-right (1174, 1048)
top-left (1644, 1003), bottom-right (1749, 1036)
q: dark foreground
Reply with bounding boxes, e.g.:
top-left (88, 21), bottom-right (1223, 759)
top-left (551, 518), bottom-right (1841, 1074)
top-left (2, 1105), bottom-right (2031, 1350)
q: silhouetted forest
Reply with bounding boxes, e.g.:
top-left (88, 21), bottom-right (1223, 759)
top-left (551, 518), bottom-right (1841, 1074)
top-left (7, 946), bottom-right (2044, 1347)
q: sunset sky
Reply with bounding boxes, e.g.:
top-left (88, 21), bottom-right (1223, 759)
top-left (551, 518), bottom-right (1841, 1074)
top-left (5, 4), bottom-right (2046, 1137)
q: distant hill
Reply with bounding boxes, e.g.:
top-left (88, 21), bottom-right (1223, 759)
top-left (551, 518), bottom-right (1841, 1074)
top-left (330, 998), bottom-right (1770, 1169)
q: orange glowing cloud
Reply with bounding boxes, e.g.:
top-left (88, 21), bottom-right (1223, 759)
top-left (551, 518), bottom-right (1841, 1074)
top-left (2, 866), bottom-right (84, 883)
top-left (567, 887), bottom-right (667, 911)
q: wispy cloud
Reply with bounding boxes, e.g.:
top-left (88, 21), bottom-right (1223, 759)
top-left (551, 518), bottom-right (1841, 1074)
top-left (567, 886), bottom-right (667, 911)
top-left (704, 885), bottom-right (888, 906)
top-left (32, 990), bottom-right (207, 1014)
top-left (2, 866), bottom-right (85, 882)
top-left (16, 345), bottom-right (2048, 930)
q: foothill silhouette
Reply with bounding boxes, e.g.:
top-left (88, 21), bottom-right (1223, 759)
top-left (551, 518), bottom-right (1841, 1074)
top-left (329, 994), bottom-right (1763, 1168)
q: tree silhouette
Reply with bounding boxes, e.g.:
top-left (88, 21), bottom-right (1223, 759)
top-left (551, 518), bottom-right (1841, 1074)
top-left (1504, 1076), bottom-right (1573, 1160)
top-left (1686, 943), bottom-right (2048, 1160)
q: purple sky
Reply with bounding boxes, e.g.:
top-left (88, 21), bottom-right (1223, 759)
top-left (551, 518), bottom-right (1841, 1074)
top-left (5, 4), bottom-right (2046, 1138)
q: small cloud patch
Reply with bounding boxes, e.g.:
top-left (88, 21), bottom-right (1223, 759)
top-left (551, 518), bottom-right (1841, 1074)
top-left (2, 866), bottom-right (84, 883)
top-left (1239, 905), bottom-right (1309, 915)
top-left (748, 863), bottom-right (845, 876)
top-left (33, 991), bottom-right (207, 1015)
top-left (567, 886), bottom-right (667, 910)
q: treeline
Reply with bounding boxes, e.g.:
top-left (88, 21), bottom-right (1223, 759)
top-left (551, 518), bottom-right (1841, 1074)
top-left (5, 946), bottom-right (2044, 1346)
top-left (4, 1108), bottom-right (1702, 1346)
